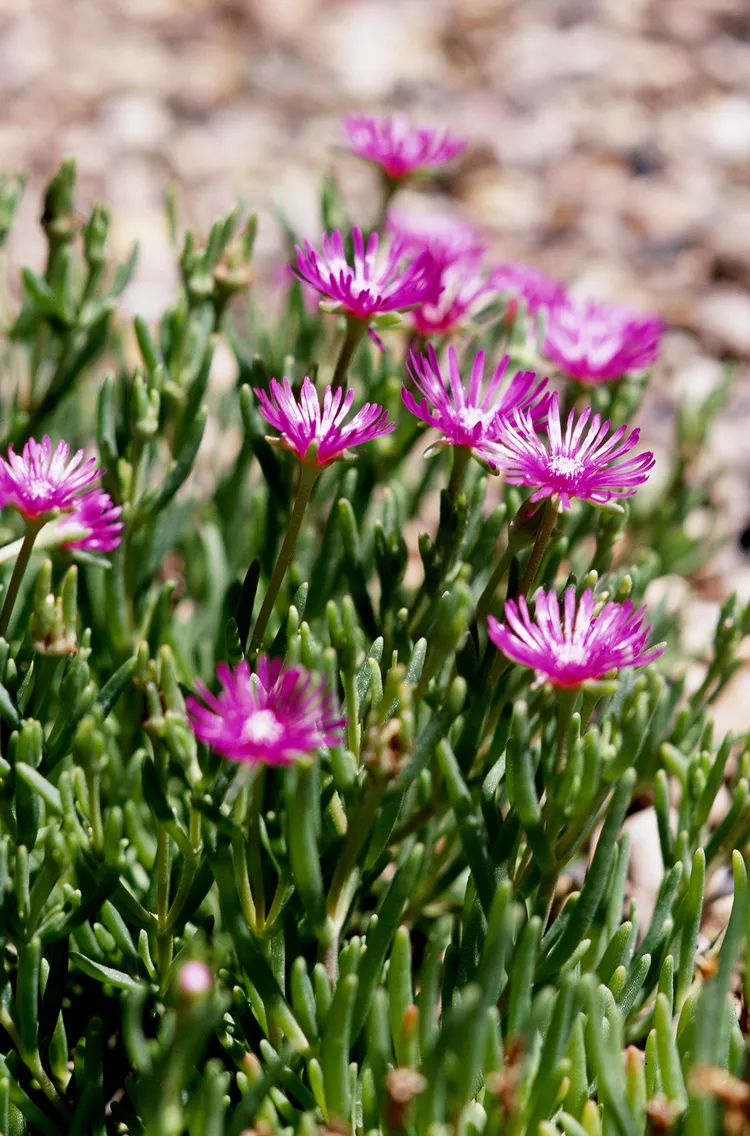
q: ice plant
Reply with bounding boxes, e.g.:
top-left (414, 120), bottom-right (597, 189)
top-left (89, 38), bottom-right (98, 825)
top-left (411, 261), bottom-right (497, 338)
top-left (0, 435), bottom-right (99, 520)
top-left (255, 376), bottom-right (394, 468)
top-left (186, 656), bottom-right (345, 765)
top-left (542, 295), bottom-right (663, 383)
top-left (343, 112), bottom-right (466, 182)
top-left (490, 261), bottom-right (566, 315)
top-left (386, 207), bottom-right (485, 264)
top-left (488, 586), bottom-right (664, 690)
top-left (491, 391), bottom-right (654, 510)
top-left (55, 489), bottom-right (123, 552)
top-left (294, 227), bottom-right (441, 388)
top-left (0, 435), bottom-right (103, 636)
top-left (251, 376), bottom-right (393, 652)
top-left (403, 344), bottom-right (549, 492)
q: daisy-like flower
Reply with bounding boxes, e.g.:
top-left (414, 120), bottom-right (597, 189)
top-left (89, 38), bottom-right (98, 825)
top-left (403, 345), bottom-right (549, 470)
top-left (412, 261), bottom-right (497, 338)
top-left (343, 112), bottom-right (466, 181)
top-left (543, 296), bottom-right (662, 384)
top-left (255, 376), bottom-right (394, 466)
top-left (186, 656), bottom-right (345, 765)
top-left (488, 586), bottom-right (664, 689)
top-left (386, 207), bottom-right (486, 264)
top-left (491, 391), bottom-right (654, 509)
top-left (0, 436), bottom-right (100, 521)
top-left (293, 227), bottom-right (441, 325)
top-left (490, 262), bottom-right (566, 315)
top-left (55, 490), bottom-right (123, 552)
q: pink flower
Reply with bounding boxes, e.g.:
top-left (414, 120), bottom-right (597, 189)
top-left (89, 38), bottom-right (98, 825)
top-left (488, 587), bottom-right (664, 689)
top-left (386, 207), bottom-right (485, 264)
top-left (411, 261), bottom-right (496, 338)
top-left (255, 376), bottom-right (394, 467)
top-left (343, 113), bottom-right (466, 181)
top-left (186, 656), bottom-right (345, 765)
top-left (543, 297), bottom-right (662, 383)
top-left (491, 391), bottom-right (654, 509)
top-left (490, 262), bottom-right (566, 315)
top-left (403, 345), bottom-right (549, 470)
top-left (55, 490), bottom-right (123, 552)
top-left (293, 228), bottom-right (441, 323)
top-left (0, 436), bottom-right (100, 521)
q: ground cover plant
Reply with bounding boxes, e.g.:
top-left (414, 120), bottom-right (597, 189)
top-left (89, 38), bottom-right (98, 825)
top-left (0, 116), bottom-right (745, 1136)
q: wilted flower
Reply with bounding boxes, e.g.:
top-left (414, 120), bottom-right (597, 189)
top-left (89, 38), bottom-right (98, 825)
top-left (403, 345), bottom-right (548, 470)
top-left (0, 436), bottom-right (100, 521)
top-left (343, 112), bottom-right (466, 181)
top-left (55, 489), bottom-right (123, 552)
top-left (488, 586), bottom-right (664, 688)
top-left (293, 227), bottom-right (441, 325)
top-left (386, 207), bottom-right (485, 264)
top-left (490, 262), bottom-right (566, 315)
top-left (255, 376), bottom-right (394, 466)
top-left (412, 261), bottom-right (497, 338)
top-left (186, 656), bottom-right (345, 765)
top-left (543, 296), bottom-right (662, 383)
top-left (491, 391), bottom-right (654, 508)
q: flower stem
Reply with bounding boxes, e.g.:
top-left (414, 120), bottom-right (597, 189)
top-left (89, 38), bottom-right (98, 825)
top-left (0, 519), bottom-right (43, 639)
top-left (475, 543), bottom-right (515, 624)
top-left (155, 746), bottom-right (173, 981)
top-left (331, 316), bottom-right (367, 392)
top-left (249, 768), bottom-right (267, 929)
top-left (555, 688), bottom-right (578, 776)
top-left (249, 464), bottom-right (319, 655)
top-left (376, 175), bottom-right (400, 232)
top-left (519, 497), bottom-right (558, 597)
top-left (446, 446), bottom-right (471, 503)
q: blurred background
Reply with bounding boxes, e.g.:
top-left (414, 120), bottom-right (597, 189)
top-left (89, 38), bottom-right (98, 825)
top-left (2, 0), bottom-right (750, 730)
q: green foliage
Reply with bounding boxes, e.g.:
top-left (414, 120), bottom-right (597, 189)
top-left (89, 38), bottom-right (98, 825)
top-left (0, 158), bottom-right (743, 1136)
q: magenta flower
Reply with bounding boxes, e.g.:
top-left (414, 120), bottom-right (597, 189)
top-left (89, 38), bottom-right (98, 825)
top-left (343, 113), bottom-right (466, 181)
top-left (488, 587), bottom-right (664, 689)
top-left (403, 345), bottom-right (549, 470)
top-left (543, 296), bottom-right (662, 383)
top-left (186, 656), bottom-right (345, 765)
top-left (255, 376), bottom-right (394, 467)
top-left (55, 490), bottom-right (123, 552)
top-left (412, 262), bottom-right (497, 338)
top-left (0, 436), bottom-right (100, 521)
top-left (386, 207), bottom-right (485, 264)
top-left (293, 228), bottom-right (441, 324)
top-left (490, 262), bottom-right (566, 315)
top-left (491, 392), bottom-right (654, 509)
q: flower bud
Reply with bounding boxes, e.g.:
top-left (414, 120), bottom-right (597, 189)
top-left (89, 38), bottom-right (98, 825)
top-left (175, 959), bottom-right (212, 1000)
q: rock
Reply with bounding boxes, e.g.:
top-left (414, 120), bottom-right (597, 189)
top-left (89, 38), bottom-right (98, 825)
top-left (699, 288), bottom-right (750, 356)
top-left (700, 96), bottom-right (750, 163)
top-left (100, 93), bottom-right (172, 152)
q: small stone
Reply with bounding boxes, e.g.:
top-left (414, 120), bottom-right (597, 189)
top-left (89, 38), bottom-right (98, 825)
top-left (100, 94), bottom-right (172, 153)
top-left (700, 96), bottom-right (750, 162)
top-left (699, 288), bottom-right (750, 356)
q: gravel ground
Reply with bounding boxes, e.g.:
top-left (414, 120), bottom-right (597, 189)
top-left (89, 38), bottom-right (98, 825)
top-left (2, 0), bottom-right (750, 742)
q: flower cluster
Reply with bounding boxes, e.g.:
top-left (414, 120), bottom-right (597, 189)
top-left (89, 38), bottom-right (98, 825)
top-left (187, 655), bottom-right (345, 765)
top-left (293, 227), bottom-right (441, 327)
top-left (543, 296), bottom-right (663, 384)
top-left (490, 262), bottom-right (566, 315)
top-left (255, 376), bottom-right (394, 466)
top-left (404, 345), bottom-right (548, 469)
top-left (488, 587), bottom-right (664, 689)
top-left (0, 435), bottom-right (123, 551)
top-left (490, 392), bottom-right (655, 509)
top-left (386, 207), bottom-right (486, 264)
top-left (343, 112), bottom-right (466, 181)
